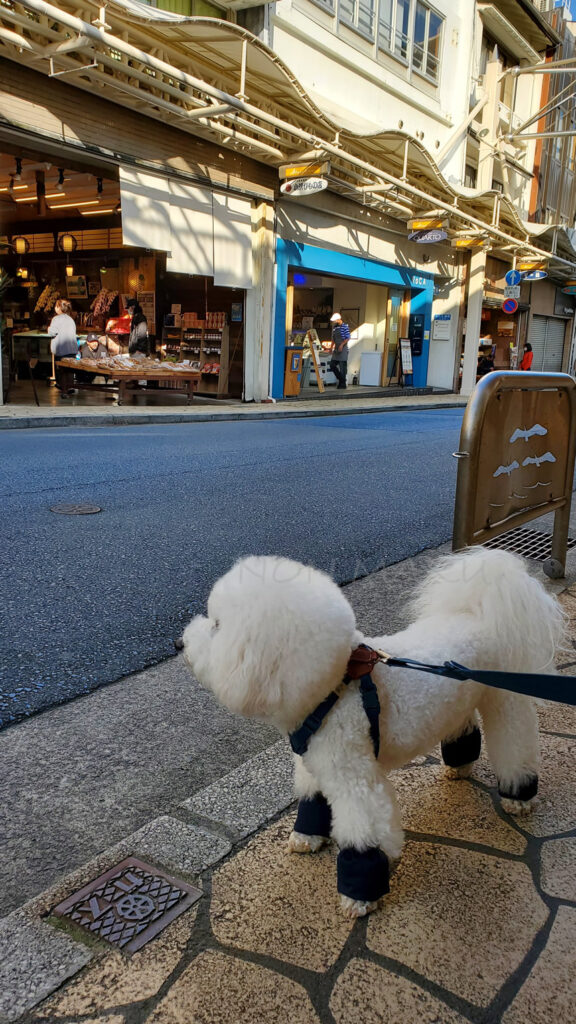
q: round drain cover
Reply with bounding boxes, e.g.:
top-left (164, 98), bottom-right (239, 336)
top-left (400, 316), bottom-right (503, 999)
top-left (50, 503), bottom-right (102, 515)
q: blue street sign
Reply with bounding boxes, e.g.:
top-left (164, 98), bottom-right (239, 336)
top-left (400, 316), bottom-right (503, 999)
top-left (523, 270), bottom-right (548, 281)
top-left (502, 298), bottom-right (519, 314)
top-left (505, 269), bottom-right (522, 286)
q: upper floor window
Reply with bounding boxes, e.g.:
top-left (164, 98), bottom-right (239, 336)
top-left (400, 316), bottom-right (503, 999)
top-left (412, 1), bottom-right (442, 81)
top-left (342, 0), bottom-right (443, 82)
top-left (379, 0), bottom-right (411, 61)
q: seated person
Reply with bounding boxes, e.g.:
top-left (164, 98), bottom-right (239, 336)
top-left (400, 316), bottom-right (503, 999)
top-left (477, 346), bottom-right (495, 378)
top-left (77, 333), bottom-right (119, 382)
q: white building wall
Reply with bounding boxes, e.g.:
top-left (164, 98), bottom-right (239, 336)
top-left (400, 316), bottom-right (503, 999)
top-left (270, 0), bottom-right (476, 186)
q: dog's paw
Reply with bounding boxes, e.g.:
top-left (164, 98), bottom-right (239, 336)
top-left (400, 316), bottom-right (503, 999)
top-left (444, 763), bottom-right (474, 780)
top-left (501, 796), bottom-right (538, 817)
top-left (288, 830), bottom-right (327, 854)
top-left (340, 895), bottom-right (379, 918)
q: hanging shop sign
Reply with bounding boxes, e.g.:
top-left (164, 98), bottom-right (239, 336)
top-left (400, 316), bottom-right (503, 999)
top-left (407, 218), bottom-right (448, 232)
top-left (505, 269), bottom-right (522, 286)
top-left (517, 260), bottom-right (546, 273)
top-left (280, 177), bottom-right (328, 196)
top-left (502, 298), bottom-right (519, 314)
top-left (408, 228), bottom-right (448, 244)
top-left (523, 270), bottom-right (548, 281)
top-left (450, 237), bottom-right (485, 249)
top-left (279, 162), bottom-right (330, 179)
top-left (563, 282), bottom-right (576, 295)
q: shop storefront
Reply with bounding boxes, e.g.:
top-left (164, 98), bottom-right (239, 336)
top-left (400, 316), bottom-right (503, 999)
top-left (0, 60), bottom-right (277, 405)
top-left (272, 238), bottom-right (435, 400)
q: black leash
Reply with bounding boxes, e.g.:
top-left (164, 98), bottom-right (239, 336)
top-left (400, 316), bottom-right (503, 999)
top-left (289, 673), bottom-right (380, 757)
top-left (379, 653), bottom-right (576, 706)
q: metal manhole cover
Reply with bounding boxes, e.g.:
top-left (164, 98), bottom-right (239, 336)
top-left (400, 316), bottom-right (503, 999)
top-left (484, 527), bottom-right (576, 561)
top-left (52, 857), bottom-right (202, 953)
top-left (50, 504), bottom-right (102, 515)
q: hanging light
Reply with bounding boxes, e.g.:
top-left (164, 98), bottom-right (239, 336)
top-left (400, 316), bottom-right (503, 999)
top-left (65, 264), bottom-right (74, 277)
top-left (16, 266), bottom-right (29, 279)
top-left (96, 177), bottom-right (103, 194)
top-left (14, 157), bottom-right (22, 181)
top-left (57, 168), bottom-right (65, 192)
top-left (58, 232), bottom-right (78, 253)
top-left (12, 236), bottom-right (30, 255)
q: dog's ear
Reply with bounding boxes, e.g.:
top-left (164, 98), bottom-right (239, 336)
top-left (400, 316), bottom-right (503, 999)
top-left (201, 556), bottom-right (357, 730)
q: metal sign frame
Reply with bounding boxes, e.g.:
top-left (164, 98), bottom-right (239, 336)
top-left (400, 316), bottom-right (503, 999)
top-left (453, 372), bottom-right (576, 577)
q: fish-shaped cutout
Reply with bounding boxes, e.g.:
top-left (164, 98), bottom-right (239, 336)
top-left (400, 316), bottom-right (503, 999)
top-left (509, 424), bottom-right (548, 443)
top-left (522, 452), bottom-right (556, 468)
top-left (493, 461), bottom-right (520, 477)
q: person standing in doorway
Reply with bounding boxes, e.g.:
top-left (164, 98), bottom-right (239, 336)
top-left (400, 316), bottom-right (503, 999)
top-left (520, 342), bottom-right (533, 371)
top-left (329, 312), bottom-right (351, 389)
top-left (126, 298), bottom-right (149, 356)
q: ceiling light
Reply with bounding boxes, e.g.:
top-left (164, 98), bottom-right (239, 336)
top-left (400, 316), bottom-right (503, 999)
top-left (12, 236), bottom-right (30, 254)
top-left (45, 192), bottom-right (66, 199)
top-left (58, 232), bottom-right (78, 253)
top-left (50, 200), bottom-right (99, 209)
top-left (0, 183), bottom-right (27, 193)
top-left (57, 168), bottom-right (65, 192)
top-left (14, 157), bottom-right (22, 181)
top-left (14, 195), bottom-right (38, 203)
top-left (81, 208), bottom-right (115, 215)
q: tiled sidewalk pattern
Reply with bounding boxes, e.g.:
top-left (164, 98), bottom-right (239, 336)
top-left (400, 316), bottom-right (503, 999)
top-left (10, 592), bottom-right (576, 1023)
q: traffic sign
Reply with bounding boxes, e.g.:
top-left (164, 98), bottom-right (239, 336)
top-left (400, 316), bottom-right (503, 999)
top-left (505, 269), bottom-right (522, 286)
top-left (502, 298), bottom-right (519, 314)
top-left (504, 285), bottom-right (521, 298)
top-left (280, 177), bottom-right (328, 196)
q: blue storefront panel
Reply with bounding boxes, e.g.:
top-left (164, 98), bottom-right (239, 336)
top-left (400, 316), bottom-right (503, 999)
top-left (272, 239), bottom-right (434, 398)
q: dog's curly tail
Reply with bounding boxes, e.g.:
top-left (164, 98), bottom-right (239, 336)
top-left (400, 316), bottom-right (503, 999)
top-left (409, 547), bottom-right (566, 674)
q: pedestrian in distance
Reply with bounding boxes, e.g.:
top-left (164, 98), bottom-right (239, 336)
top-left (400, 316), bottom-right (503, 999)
top-left (329, 312), bottom-right (351, 390)
top-left (47, 298), bottom-right (78, 393)
top-left (520, 342), bottom-right (533, 371)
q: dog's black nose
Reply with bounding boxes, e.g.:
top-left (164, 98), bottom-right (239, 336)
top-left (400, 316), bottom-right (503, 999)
top-left (174, 636), bottom-right (184, 651)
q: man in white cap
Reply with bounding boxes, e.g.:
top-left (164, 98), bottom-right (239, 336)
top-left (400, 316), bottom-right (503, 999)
top-left (329, 312), bottom-right (351, 389)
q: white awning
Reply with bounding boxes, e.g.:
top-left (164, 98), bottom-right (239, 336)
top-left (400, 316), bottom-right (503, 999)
top-left (213, 193), bottom-right (253, 289)
top-left (167, 181), bottom-right (214, 277)
top-left (119, 168), bottom-right (172, 253)
top-left (119, 168), bottom-right (254, 286)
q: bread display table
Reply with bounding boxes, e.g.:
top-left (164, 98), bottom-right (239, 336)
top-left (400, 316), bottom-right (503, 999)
top-left (57, 358), bottom-right (201, 405)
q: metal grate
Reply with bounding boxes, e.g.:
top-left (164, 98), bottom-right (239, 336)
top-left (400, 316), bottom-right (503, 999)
top-left (484, 527), bottom-right (576, 561)
top-left (53, 857), bottom-right (202, 953)
top-left (50, 504), bottom-right (102, 515)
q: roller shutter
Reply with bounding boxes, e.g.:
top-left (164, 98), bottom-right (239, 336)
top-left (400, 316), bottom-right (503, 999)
top-left (527, 315), bottom-right (565, 372)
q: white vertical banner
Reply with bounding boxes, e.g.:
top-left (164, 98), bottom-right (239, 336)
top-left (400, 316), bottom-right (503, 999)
top-left (119, 168), bottom-right (172, 253)
top-left (167, 182), bottom-right (214, 277)
top-left (213, 193), bottom-right (253, 289)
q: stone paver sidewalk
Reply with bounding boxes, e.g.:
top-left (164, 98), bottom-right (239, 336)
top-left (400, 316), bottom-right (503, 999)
top-left (3, 591), bottom-right (576, 1024)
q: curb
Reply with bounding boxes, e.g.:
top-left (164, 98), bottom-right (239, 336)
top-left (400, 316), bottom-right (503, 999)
top-left (0, 398), bottom-right (467, 430)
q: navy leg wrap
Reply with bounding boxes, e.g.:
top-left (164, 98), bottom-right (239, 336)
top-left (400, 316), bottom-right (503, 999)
top-left (337, 847), bottom-right (390, 902)
top-left (294, 794), bottom-right (332, 837)
top-left (499, 775), bottom-right (538, 802)
top-left (441, 725), bottom-right (482, 768)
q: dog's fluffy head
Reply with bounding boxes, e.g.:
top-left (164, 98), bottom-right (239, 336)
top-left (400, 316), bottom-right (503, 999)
top-left (181, 555), bottom-right (358, 731)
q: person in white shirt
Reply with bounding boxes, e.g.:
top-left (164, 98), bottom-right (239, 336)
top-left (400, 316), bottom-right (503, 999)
top-left (47, 299), bottom-right (77, 392)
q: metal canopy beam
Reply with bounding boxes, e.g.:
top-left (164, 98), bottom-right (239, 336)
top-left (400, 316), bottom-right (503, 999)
top-left (0, 0), bottom-right (574, 273)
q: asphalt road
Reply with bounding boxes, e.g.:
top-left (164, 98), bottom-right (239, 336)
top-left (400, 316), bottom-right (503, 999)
top-left (0, 408), bottom-right (463, 728)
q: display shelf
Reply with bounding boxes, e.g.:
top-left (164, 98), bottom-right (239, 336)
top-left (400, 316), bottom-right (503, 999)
top-left (162, 323), bottom-right (229, 396)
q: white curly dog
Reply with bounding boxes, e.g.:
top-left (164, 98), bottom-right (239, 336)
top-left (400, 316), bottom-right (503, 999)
top-left (180, 547), bottom-right (563, 918)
